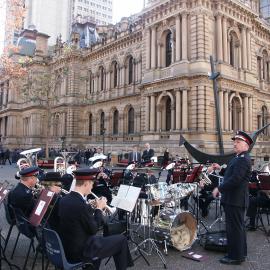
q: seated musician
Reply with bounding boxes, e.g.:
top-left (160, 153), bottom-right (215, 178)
top-left (141, 143), bottom-right (154, 165)
top-left (91, 166), bottom-right (112, 204)
top-left (128, 145), bottom-right (141, 165)
top-left (8, 166), bottom-right (40, 218)
top-left (58, 169), bottom-right (134, 269)
top-left (246, 190), bottom-right (270, 231)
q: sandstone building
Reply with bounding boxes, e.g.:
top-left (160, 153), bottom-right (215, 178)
top-left (1, 0), bottom-right (270, 160)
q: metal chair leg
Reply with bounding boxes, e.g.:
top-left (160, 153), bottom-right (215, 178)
top-left (3, 224), bottom-right (13, 253)
top-left (10, 231), bottom-right (20, 259)
top-left (31, 249), bottom-right (39, 270)
top-left (23, 239), bottom-right (34, 270)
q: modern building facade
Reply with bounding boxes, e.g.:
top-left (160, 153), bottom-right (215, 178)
top-left (1, 0), bottom-right (270, 160)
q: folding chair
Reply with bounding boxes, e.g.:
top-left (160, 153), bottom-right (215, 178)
top-left (43, 228), bottom-right (93, 270)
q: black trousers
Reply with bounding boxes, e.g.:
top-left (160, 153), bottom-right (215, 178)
top-left (223, 204), bottom-right (247, 260)
top-left (83, 234), bottom-right (133, 270)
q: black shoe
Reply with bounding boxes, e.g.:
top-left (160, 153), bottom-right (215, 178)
top-left (246, 224), bottom-right (257, 231)
top-left (219, 256), bottom-right (242, 265)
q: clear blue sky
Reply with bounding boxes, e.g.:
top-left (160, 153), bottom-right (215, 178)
top-left (0, 0), bottom-right (145, 55)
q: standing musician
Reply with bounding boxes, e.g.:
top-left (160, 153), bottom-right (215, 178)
top-left (58, 169), bottom-right (134, 270)
top-left (212, 130), bottom-right (252, 265)
top-left (141, 143), bottom-right (154, 164)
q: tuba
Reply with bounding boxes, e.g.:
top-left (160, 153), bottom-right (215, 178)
top-left (17, 158), bottom-right (30, 170)
top-left (54, 156), bottom-right (66, 175)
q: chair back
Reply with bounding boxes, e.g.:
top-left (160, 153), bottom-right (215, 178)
top-left (43, 228), bottom-right (68, 269)
top-left (258, 174), bottom-right (270, 190)
top-left (11, 206), bottom-right (36, 239)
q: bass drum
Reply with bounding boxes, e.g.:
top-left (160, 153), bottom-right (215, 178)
top-left (154, 210), bottom-right (197, 251)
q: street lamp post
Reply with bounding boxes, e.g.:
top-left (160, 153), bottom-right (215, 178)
top-left (60, 136), bottom-right (66, 150)
top-left (102, 128), bottom-right (106, 154)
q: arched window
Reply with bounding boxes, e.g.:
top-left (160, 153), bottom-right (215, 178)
top-left (113, 110), bottom-right (119, 135)
top-left (231, 97), bottom-right (241, 131)
top-left (113, 62), bottom-right (118, 88)
top-left (100, 112), bottom-right (105, 135)
top-left (128, 107), bottom-right (135, 134)
top-left (262, 106), bottom-right (268, 135)
top-left (165, 31), bottom-right (173, 67)
top-left (89, 71), bottom-right (92, 94)
top-left (229, 32), bottom-right (239, 68)
top-left (89, 113), bottom-right (93, 136)
top-left (165, 98), bottom-right (171, 131)
top-left (54, 114), bottom-right (60, 136)
top-left (99, 66), bottom-right (105, 91)
top-left (257, 56), bottom-right (262, 80)
top-left (128, 57), bottom-right (133, 84)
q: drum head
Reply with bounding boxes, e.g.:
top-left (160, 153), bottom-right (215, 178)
top-left (170, 212), bottom-right (197, 251)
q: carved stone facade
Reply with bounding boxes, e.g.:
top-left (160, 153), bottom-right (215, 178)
top-left (1, 0), bottom-right (270, 159)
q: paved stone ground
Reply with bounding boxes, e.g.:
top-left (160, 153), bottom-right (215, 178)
top-left (1, 164), bottom-right (270, 270)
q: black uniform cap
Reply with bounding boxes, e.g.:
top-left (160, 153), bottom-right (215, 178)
top-left (19, 166), bottom-right (39, 177)
top-left (73, 168), bottom-right (99, 181)
top-left (41, 172), bottom-right (62, 182)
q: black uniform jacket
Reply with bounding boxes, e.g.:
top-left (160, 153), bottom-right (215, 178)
top-left (218, 151), bottom-right (251, 208)
top-left (8, 182), bottom-right (35, 217)
top-left (58, 191), bottom-right (104, 263)
top-left (142, 149), bottom-right (155, 161)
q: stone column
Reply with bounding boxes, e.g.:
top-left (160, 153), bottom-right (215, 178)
top-left (156, 104), bottom-right (161, 131)
top-left (145, 96), bottom-right (150, 131)
top-left (224, 91), bottom-right (229, 130)
top-left (244, 95), bottom-right (249, 131)
top-left (182, 89), bottom-right (188, 129)
top-left (197, 85), bottom-right (205, 130)
top-left (222, 17), bottom-right (228, 63)
top-left (182, 13), bottom-right (188, 61)
top-left (247, 28), bottom-right (251, 70)
top-left (157, 43), bottom-right (161, 68)
top-left (219, 90), bottom-right (224, 129)
top-left (175, 14), bottom-right (181, 62)
top-left (249, 96), bottom-right (253, 131)
top-left (175, 90), bottom-right (181, 130)
top-left (151, 25), bottom-right (157, 69)
top-left (138, 60), bottom-right (142, 82)
top-left (150, 95), bottom-right (156, 131)
top-left (2, 84), bottom-right (7, 107)
top-left (216, 14), bottom-right (223, 62)
top-left (171, 104), bottom-right (175, 130)
top-left (146, 28), bottom-right (151, 70)
top-left (121, 66), bottom-right (125, 87)
top-left (241, 26), bottom-right (247, 70)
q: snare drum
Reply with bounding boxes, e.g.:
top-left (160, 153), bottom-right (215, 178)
top-left (149, 182), bottom-right (171, 204)
top-left (153, 210), bottom-right (197, 251)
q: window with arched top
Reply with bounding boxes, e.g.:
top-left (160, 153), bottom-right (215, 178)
top-left (165, 98), bottom-right (171, 131)
top-left (165, 31), bottom-right (173, 67)
top-left (113, 110), bottom-right (119, 135)
top-left (229, 32), bottom-right (240, 68)
top-left (262, 106), bottom-right (268, 135)
top-left (128, 57), bottom-right (133, 85)
top-left (89, 113), bottom-right (93, 136)
top-left (128, 107), bottom-right (135, 134)
top-left (99, 66), bottom-right (105, 91)
top-left (231, 97), bottom-right (241, 131)
top-left (100, 111), bottom-right (105, 135)
top-left (113, 62), bottom-right (118, 88)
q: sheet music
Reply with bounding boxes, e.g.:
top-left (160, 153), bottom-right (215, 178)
top-left (111, 185), bottom-right (141, 212)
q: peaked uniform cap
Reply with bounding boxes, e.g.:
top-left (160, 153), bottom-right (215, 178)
top-left (19, 166), bottom-right (39, 177)
top-left (231, 130), bottom-right (253, 146)
top-left (73, 168), bottom-right (99, 181)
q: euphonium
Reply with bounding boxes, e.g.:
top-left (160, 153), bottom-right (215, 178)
top-left (54, 156), bottom-right (66, 175)
top-left (17, 158), bottom-right (30, 170)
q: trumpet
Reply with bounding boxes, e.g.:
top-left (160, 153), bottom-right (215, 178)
top-left (89, 191), bottom-right (117, 216)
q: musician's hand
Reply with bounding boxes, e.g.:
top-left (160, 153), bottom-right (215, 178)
top-left (49, 185), bottom-right (61, 194)
top-left (212, 187), bottom-right (219, 198)
top-left (199, 180), bottom-right (205, 188)
top-left (96, 197), bottom-right (107, 210)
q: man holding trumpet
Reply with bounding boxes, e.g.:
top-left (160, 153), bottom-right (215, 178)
top-left (58, 168), bottom-right (133, 270)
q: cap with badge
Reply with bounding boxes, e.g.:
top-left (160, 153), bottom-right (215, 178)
top-left (73, 168), bottom-right (99, 181)
top-left (231, 130), bottom-right (253, 146)
top-left (19, 166), bottom-right (40, 177)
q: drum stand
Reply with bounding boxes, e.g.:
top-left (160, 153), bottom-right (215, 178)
top-left (131, 202), bottom-right (167, 269)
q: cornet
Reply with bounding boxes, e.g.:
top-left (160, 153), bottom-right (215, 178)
top-left (89, 191), bottom-right (117, 216)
